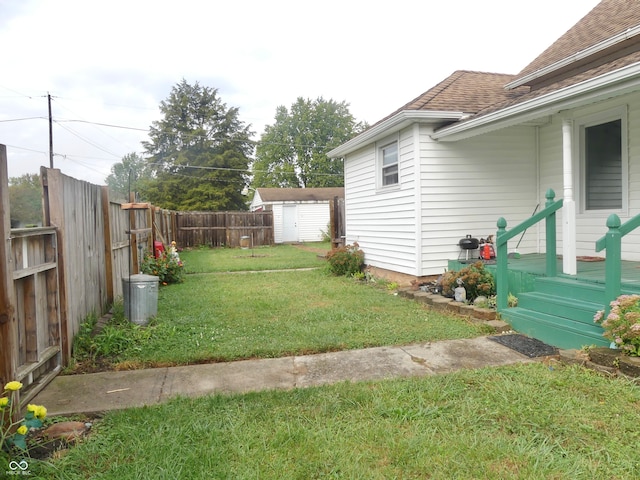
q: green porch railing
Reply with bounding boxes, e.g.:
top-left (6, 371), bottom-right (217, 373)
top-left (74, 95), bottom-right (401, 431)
top-left (595, 212), bottom-right (640, 312)
top-left (495, 189), bottom-right (563, 311)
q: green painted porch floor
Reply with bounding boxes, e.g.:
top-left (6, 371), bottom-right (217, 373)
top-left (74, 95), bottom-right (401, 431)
top-left (503, 254), bottom-right (640, 290)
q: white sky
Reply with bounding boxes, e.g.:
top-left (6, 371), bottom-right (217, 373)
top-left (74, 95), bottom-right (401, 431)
top-left (0, 0), bottom-right (601, 185)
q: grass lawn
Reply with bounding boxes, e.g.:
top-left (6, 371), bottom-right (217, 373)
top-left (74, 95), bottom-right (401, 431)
top-left (37, 362), bottom-right (640, 479)
top-left (30, 245), bottom-right (640, 478)
top-left (72, 244), bottom-right (490, 369)
top-left (180, 243), bottom-right (329, 273)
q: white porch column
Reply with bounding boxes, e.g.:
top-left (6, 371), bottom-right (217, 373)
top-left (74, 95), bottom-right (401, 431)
top-left (562, 118), bottom-right (577, 275)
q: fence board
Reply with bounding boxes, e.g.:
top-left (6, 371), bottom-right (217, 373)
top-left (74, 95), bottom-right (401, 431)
top-left (175, 211), bottom-right (273, 247)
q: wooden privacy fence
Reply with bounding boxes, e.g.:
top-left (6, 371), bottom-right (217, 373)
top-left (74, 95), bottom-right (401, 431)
top-left (176, 211), bottom-right (274, 247)
top-left (1, 146), bottom-right (274, 402)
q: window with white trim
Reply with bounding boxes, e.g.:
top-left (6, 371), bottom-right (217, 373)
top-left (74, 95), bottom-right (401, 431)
top-left (380, 141), bottom-right (398, 187)
top-left (578, 107), bottom-right (627, 212)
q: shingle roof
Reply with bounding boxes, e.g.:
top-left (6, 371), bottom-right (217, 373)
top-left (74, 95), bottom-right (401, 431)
top-left (256, 187), bottom-right (344, 203)
top-left (372, 71), bottom-right (530, 127)
top-left (515, 0), bottom-right (640, 82)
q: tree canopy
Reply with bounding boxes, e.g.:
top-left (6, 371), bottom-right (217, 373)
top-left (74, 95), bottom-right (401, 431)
top-left (141, 80), bottom-right (254, 210)
top-left (8, 173), bottom-right (42, 226)
top-left (105, 152), bottom-right (147, 202)
top-left (252, 97), bottom-right (367, 188)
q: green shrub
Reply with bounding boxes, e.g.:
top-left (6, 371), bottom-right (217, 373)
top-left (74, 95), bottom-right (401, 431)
top-left (325, 243), bottom-right (364, 276)
top-left (441, 261), bottom-right (495, 302)
top-left (141, 250), bottom-right (185, 284)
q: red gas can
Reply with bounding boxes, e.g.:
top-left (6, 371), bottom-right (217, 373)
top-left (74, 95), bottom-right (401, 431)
top-left (154, 241), bottom-right (165, 258)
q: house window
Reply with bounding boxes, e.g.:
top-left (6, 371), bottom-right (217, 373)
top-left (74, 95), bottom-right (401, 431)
top-left (578, 108), bottom-right (627, 212)
top-left (381, 141), bottom-right (398, 186)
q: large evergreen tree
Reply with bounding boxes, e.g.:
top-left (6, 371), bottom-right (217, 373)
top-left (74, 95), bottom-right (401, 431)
top-left (141, 80), bottom-right (254, 210)
top-left (253, 97), bottom-right (367, 188)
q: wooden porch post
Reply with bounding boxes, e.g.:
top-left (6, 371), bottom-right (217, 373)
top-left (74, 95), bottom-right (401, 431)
top-left (561, 118), bottom-right (577, 275)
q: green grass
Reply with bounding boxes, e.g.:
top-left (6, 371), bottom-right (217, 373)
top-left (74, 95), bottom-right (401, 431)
top-left (180, 243), bottom-right (329, 273)
top-left (97, 268), bottom-right (488, 367)
top-left (36, 363), bottom-right (640, 479)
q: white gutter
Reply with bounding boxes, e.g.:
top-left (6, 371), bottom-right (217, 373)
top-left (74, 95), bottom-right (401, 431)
top-left (327, 110), bottom-right (466, 158)
top-left (505, 24), bottom-right (640, 90)
top-left (431, 61), bottom-right (640, 142)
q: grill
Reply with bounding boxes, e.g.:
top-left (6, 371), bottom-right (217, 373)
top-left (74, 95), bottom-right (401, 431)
top-left (458, 235), bottom-right (479, 261)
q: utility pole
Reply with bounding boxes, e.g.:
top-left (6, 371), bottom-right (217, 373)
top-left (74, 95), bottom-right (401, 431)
top-left (48, 93), bottom-right (53, 168)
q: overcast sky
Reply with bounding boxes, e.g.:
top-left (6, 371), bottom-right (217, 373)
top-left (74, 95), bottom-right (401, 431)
top-left (1, 0), bottom-right (601, 185)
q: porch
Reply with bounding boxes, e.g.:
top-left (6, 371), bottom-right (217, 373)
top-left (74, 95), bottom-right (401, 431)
top-left (450, 253), bottom-right (640, 295)
top-left (448, 253), bottom-right (640, 350)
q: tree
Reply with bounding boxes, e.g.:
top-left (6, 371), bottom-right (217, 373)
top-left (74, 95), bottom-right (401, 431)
top-left (253, 97), bottom-right (367, 188)
top-left (141, 80), bottom-right (254, 211)
top-left (105, 152), bottom-right (147, 202)
top-left (8, 173), bottom-right (42, 227)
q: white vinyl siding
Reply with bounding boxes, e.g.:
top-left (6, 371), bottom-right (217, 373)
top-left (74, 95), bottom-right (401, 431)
top-left (418, 125), bottom-right (538, 274)
top-left (345, 128), bottom-right (418, 275)
top-left (538, 94), bottom-right (640, 261)
top-left (344, 125), bottom-right (538, 276)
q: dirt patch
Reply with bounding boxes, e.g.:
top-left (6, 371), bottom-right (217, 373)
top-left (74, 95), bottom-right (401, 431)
top-left (291, 243), bottom-right (330, 256)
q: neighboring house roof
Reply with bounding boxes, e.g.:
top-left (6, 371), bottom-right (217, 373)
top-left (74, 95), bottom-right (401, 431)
top-left (328, 0), bottom-right (640, 156)
top-left (255, 187), bottom-right (344, 203)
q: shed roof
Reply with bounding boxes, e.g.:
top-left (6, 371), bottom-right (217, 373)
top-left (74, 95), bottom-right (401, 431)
top-left (256, 187), bottom-right (344, 203)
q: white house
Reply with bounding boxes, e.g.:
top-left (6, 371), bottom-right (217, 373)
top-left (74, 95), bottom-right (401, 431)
top-left (249, 187), bottom-right (344, 243)
top-left (328, 0), bottom-right (640, 280)
top-left (327, 0), bottom-right (640, 348)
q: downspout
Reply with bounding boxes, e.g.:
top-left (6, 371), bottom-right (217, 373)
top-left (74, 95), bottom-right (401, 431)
top-left (413, 123), bottom-right (423, 277)
top-left (561, 118), bottom-right (577, 275)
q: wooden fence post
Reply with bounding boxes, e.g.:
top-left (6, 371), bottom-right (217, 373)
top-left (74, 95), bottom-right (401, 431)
top-left (101, 186), bottom-right (114, 305)
top-left (42, 167), bottom-right (70, 364)
top-left (128, 192), bottom-right (139, 274)
top-left (0, 145), bottom-right (17, 388)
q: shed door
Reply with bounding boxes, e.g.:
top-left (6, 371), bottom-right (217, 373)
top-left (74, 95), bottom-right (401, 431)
top-left (282, 205), bottom-right (298, 242)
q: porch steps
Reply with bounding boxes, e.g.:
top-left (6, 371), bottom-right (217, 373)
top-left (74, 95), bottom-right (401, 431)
top-left (501, 277), bottom-right (611, 350)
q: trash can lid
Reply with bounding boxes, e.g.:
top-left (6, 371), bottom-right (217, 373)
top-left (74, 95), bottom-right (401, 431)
top-left (124, 274), bottom-right (160, 282)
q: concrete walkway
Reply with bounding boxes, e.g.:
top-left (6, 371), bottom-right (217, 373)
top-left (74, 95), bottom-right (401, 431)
top-left (33, 336), bottom-right (538, 416)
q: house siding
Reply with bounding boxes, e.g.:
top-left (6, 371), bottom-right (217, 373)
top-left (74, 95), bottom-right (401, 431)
top-left (538, 92), bottom-right (640, 261)
top-left (418, 125), bottom-right (538, 275)
top-left (344, 127), bottom-right (418, 274)
top-left (344, 125), bottom-right (539, 276)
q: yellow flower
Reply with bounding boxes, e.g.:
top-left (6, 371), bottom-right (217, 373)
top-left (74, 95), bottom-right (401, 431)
top-left (16, 425), bottom-right (28, 435)
top-left (4, 381), bottom-right (22, 391)
top-left (35, 405), bottom-right (47, 420)
top-left (0, 397), bottom-right (8, 408)
top-left (27, 404), bottom-right (37, 413)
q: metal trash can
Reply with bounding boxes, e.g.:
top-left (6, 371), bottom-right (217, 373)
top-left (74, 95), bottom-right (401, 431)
top-left (122, 274), bottom-right (159, 326)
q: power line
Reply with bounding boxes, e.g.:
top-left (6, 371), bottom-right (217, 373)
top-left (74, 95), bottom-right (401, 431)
top-left (0, 117), bottom-right (46, 123)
